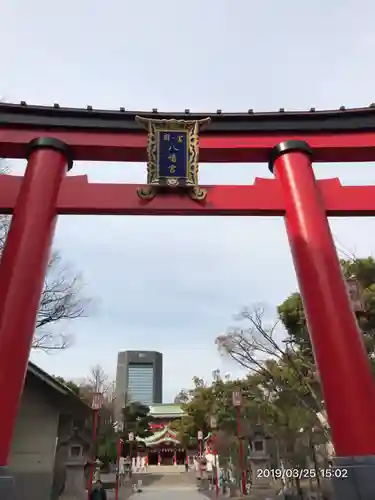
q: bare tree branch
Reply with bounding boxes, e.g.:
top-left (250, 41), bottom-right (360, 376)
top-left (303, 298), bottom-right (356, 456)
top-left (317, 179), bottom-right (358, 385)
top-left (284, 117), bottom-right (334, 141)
top-left (31, 250), bottom-right (92, 350)
top-left (31, 332), bottom-right (74, 352)
top-left (333, 234), bottom-right (358, 262)
top-left (88, 364), bottom-right (109, 393)
top-left (0, 160), bottom-right (92, 351)
top-left (216, 304), bottom-right (331, 441)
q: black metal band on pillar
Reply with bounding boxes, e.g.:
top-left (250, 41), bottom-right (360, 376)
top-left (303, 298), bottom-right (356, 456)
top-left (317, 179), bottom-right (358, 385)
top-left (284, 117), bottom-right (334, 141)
top-left (268, 140), bottom-right (313, 173)
top-left (26, 137), bottom-right (74, 171)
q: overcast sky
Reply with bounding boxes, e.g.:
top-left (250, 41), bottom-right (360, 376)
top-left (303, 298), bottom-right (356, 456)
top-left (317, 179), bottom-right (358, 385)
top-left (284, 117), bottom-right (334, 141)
top-left (2, 0), bottom-right (375, 402)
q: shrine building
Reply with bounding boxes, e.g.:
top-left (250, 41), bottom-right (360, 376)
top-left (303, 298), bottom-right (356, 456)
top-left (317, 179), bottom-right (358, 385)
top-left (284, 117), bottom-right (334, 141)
top-left (136, 403), bottom-right (188, 465)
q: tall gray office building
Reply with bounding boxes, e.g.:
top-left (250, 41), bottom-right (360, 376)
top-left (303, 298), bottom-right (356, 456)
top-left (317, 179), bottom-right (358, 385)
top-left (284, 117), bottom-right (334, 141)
top-left (115, 351), bottom-right (162, 416)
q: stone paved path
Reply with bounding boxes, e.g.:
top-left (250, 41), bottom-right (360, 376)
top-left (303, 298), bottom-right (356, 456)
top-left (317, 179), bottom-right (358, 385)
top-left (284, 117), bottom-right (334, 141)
top-left (125, 466), bottom-right (206, 500)
top-left (128, 486), bottom-right (205, 500)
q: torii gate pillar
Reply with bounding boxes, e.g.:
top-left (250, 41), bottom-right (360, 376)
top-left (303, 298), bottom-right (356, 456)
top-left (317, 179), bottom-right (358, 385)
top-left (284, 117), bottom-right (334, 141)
top-left (270, 140), bottom-right (375, 500)
top-left (0, 138), bottom-right (72, 499)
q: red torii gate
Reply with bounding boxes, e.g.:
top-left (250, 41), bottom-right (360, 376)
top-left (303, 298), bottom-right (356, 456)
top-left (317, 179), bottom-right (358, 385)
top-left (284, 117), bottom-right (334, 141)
top-left (1, 103), bottom-right (375, 498)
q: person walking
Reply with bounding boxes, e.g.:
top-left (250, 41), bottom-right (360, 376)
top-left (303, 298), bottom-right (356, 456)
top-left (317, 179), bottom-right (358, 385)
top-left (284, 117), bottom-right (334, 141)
top-left (89, 480), bottom-right (107, 500)
top-left (119, 456), bottom-right (127, 486)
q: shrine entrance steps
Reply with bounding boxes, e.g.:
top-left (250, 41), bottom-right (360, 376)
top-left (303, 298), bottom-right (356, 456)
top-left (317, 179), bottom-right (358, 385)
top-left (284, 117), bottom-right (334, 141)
top-left (146, 465), bottom-right (186, 474)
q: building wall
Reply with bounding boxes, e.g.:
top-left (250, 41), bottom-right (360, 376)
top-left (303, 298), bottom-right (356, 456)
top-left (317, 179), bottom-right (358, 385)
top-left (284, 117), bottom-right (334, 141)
top-left (9, 375), bottom-right (60, 500)
top-left (128, 364), bottom-right (154, 404)
top-left (115, 350), bottom-right (163, 420)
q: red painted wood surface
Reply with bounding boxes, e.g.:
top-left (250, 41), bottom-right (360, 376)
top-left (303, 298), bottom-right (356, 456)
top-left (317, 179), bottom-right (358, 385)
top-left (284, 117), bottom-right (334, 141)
top-left (0, 148), bottom-right (69, 465)
top-left (274, 149), bottom-right (375, 456)
top-left (0, 175), bottom-right (375, 216)
top-left (2, 127), bottom-right (375, 163)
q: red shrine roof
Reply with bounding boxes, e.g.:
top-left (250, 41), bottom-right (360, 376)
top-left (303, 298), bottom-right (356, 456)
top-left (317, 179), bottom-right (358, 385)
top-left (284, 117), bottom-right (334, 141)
top-left (1, 101), bottom-right (375, 135)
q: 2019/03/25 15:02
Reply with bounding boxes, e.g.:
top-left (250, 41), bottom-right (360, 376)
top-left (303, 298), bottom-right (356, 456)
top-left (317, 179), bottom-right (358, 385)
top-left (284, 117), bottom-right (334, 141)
top-left (256, 468), bottom-right (348, 480)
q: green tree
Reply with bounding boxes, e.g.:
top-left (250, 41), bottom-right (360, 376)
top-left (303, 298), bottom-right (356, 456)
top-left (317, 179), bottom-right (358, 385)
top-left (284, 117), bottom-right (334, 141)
top-left (175, 371), bottom-right (272, 453)
top-left (216, 304), bottom-right (330, 494)
top-left (116, 401), bottom-right (152, 456)
top-left (169, 414), bottom-right (197, 449)
top-left (278, 257), bottom-right (375, 371)
top-left (176, 367), bottom-right (327, 497)
top-left (122, 401), bottom-right (152, 438)
top-left (174, 388), bottom-right (190, 404)
top-left (53, 376), bottom-right (81, 396)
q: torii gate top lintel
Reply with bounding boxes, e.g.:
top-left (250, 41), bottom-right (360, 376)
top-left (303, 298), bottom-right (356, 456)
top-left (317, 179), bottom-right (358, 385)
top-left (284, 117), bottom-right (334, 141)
top-left (1, 101), bottom-right (375, 163)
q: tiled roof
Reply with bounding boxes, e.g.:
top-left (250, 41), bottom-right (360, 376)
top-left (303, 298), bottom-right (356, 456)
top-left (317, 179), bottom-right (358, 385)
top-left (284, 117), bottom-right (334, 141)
top-left (137, 426), bottom-right (180, 445)
top-left (149, 403), bottom-right (184, 416)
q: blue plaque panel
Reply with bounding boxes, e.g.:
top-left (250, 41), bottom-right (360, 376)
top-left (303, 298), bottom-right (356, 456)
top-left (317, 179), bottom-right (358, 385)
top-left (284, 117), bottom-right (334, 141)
top-left (157, 131), bottom-right (188, 179)
top-left (135, 116), bottom-right (211, 200)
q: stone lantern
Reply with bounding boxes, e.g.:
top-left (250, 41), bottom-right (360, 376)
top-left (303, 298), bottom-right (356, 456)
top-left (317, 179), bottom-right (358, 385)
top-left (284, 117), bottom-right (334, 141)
top-left (248, 424), bottom-right (271, 486)
top-left (346, 275), bottom-right (365, 315)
